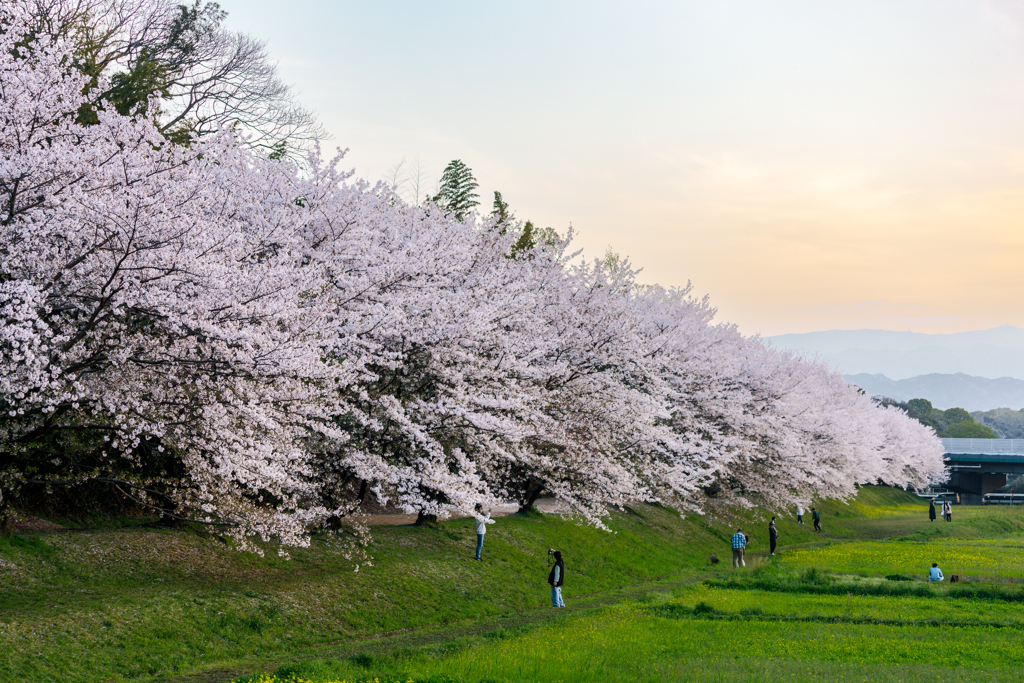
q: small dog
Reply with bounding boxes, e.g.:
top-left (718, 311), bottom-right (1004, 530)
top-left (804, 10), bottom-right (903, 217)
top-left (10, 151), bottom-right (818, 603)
top-left (710, 554), bottom-right (719, 565)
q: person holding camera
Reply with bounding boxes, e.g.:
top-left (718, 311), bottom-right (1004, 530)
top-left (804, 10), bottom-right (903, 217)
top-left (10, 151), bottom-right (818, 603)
top-left (548, 550), bottom-right (565, 607)
top-left (473, 503), bottom-right (494, 561)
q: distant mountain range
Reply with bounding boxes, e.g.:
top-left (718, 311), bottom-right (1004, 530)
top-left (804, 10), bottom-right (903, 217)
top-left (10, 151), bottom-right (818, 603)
top-left (767, 325), bottom-right (1024, 381)
top-left (844, 373), bottom-right (1024, 411)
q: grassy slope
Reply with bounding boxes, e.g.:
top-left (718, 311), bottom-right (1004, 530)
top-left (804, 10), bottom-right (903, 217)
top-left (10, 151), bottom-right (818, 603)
top-left (239, 489), bottom-right (1024, 683)
top-left (0, 499), bottom-right (797, 683)
top-left (0, 486), bottom-right (952, 683)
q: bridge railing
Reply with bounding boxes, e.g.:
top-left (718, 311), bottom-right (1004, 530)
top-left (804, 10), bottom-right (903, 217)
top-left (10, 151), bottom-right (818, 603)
top-left (942, 438), bottom-right (1024, 454)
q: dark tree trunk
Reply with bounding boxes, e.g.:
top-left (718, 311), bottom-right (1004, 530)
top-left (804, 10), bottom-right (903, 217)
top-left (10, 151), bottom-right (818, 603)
top-left (414, 511), bottom-right (437, 526)
top-left (518, 478), bottom-right (545, 514)
top-left (0, 499), bottom-right (13, 538)
top-left (151, 486), bottom-right (183, 528)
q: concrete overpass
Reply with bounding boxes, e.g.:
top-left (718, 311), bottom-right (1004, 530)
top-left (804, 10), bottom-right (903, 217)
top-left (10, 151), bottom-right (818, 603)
top-left (942, 438), bottom-right (1024, 502)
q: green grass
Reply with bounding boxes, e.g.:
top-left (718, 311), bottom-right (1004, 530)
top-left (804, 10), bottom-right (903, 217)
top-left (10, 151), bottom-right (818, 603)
top-left (0, 502), bottom-right (796, 683)
top-left (410, 604), bottom-right (1024, 681)
top-left (245, 574), bottom-right (1024, 683)
top-left (6, 485), bottom-right (1024, 683)
top-left (656, 584), bottom-right (1024, 626)
top-left (776, 538), bottom-right (1024, 579)
top-left (239, 598), bottom-right (1024, 683)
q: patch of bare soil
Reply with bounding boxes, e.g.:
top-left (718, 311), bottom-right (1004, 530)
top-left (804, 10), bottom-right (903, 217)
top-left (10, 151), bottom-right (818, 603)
top-left (352, 503), bottom-right (522, 526)
top-left (9, 512), bottom-right (66, 533)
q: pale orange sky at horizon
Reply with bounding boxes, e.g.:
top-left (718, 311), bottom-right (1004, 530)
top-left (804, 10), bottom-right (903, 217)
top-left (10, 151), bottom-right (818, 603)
top-left (218, 0), bottom-right (1024, 337)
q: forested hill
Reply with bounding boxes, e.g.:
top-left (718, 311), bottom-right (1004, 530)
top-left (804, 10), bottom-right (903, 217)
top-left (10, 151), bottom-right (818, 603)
top-left (846, 373), bottom-right (1024, 412)
top-left (973, 408), bottom-right (1024, 439)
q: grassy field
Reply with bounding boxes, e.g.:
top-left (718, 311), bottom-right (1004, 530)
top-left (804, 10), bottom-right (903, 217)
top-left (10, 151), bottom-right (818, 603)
top-left (5, 486), bottom-right (1024, 682)
top-left (0, 498), bottom-right (828, 683)
top-left (234, 594), bottom-right (1024, 683)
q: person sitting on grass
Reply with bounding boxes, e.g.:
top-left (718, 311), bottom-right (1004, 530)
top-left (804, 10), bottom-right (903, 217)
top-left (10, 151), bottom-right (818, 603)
top-left (929, 562), bottom-right (944, 582)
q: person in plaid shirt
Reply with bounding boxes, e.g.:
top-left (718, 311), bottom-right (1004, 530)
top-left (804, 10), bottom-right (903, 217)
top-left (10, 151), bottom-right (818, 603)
top-left (731, 528), bottom-right (747, 568)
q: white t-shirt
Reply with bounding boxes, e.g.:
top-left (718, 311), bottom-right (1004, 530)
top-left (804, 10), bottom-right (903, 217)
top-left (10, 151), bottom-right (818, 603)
top-left (474, 512), bottom-right (494, 534)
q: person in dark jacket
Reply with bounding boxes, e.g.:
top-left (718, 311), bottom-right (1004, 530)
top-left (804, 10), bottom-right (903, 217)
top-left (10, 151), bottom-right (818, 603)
top-left (929, 500), bottom-right (936, 522)
top-left (548, 550), bottom-right (565, 607)
top-left (811, 507), bottom-right (822, 532)
top-left (769, 517), bottom-right (779, 555)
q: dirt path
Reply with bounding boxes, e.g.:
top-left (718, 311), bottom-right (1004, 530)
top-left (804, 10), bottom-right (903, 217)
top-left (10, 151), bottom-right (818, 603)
top-left (8, 512), bottom-right (66, 533)
top-left (352, 498), bottom-right (569, 526)
top-left (9, 499), bottom-right (571, 533)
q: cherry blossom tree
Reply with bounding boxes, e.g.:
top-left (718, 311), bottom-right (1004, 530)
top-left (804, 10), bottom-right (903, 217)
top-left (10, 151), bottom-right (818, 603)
top-left (0, 0), bottom-right (946, 549)
top-left (0, 6), bottom-right (345, 549)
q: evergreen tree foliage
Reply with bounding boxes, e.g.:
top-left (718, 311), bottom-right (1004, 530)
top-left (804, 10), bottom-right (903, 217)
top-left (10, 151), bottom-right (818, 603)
top-left (433, 159), bottom-right (479, 221)
top-left (492, 191), bottom-right (511, 226)
top-left (509, 221), bottom-right (562, 257)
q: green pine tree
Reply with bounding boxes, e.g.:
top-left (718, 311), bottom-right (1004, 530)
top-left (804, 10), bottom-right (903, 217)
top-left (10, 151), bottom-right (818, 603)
top-left (433, 160), bottom-right (480, 221)
top-left (492, 190), bottom-right (512, 226)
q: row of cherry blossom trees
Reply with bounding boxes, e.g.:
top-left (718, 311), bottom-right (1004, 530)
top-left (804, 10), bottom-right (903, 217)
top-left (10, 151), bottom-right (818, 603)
top-left (0, 1), bottom-right (946, 549)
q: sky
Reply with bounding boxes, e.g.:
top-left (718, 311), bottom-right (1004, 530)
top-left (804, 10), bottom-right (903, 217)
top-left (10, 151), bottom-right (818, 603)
top-left (217, 0), bottom-right (1024, 336)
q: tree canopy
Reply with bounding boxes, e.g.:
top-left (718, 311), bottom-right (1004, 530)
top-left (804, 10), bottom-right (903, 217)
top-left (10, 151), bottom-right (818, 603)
top-left (0, 1), bottom-right (947, 552)
top-left (884, 398), bottom-right (998, 438)
top-left (33, 0), bottom-right (325, 157)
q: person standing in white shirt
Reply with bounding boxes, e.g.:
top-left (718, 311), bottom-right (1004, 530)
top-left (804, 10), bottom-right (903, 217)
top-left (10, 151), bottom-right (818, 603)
top-left (473, 503), bottom-right (494, 561)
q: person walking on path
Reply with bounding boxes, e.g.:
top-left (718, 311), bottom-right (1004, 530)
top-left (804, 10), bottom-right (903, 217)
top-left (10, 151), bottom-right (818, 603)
top-left (731, 528), bottom-right (747, 568)
top-left (796, 504), bottom-right (804, 524)
top-left (548, 550), bottom-right (565, 607)
top-left (473, 503), bottom-right (494, 560)
top-left (929, 562), bottom-right (944, 582)
top-left (769, 517), bottom-right (779, 555)
top-left (811, 508), bottom-right (822, 533)
top-left (929, 499), bottom-right (936, 522)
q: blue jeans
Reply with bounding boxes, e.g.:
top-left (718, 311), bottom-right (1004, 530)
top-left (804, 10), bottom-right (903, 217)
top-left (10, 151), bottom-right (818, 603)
top-left (475, 533), bottom-right (484, 559)
top-left (551, 586), bottom-right (564, 607)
